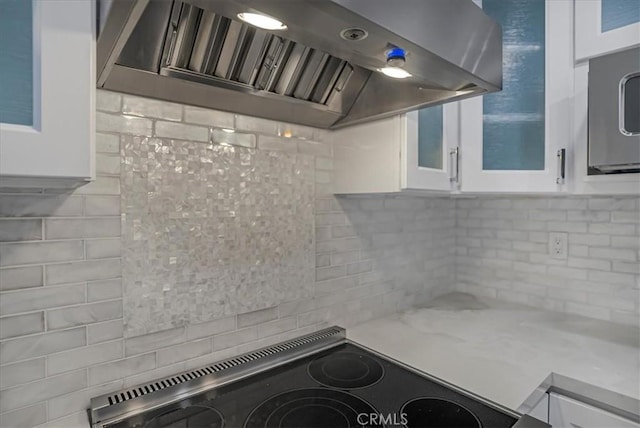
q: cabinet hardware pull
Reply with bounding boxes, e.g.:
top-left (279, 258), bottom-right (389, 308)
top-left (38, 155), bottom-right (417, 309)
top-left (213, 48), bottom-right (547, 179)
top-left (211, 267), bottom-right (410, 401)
top-left (450, 148), bottom-right (460, 185)
top-left (556, 148), bottom-right (566, 185)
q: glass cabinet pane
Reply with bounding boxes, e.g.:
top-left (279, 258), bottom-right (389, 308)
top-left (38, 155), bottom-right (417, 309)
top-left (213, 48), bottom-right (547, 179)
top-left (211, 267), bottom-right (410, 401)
top-left (0, 0), bottom-right (33, 126)
top-left (482, 0), bottom-right (545, 171)
top-left (417, 105), bottom-right (443, 169)
top-left (601, 0), bottom-right (640, 33)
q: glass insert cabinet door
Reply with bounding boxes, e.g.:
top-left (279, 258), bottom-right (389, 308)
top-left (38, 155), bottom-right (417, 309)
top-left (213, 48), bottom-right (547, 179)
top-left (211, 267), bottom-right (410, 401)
top-left (0, 0), bottom-right (95, 182)
top-left (402, 103), bottom-right (458, 192)
top-left (0, 0), bottom-right (33, 126)
top-left (601, 0), bottom-right (640, 32)
top-left (458, 0), bottom-right (572, 193)
top-left (575, 0), bottom-right (640, 62)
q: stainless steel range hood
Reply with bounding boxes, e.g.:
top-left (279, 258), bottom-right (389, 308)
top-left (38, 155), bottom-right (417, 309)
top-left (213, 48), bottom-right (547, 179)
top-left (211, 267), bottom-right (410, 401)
top-left (97, 0), bottom-right (502, 129)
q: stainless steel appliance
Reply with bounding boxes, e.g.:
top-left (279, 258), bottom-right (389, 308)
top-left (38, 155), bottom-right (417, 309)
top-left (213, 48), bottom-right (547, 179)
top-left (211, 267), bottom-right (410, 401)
top-left (588, 47), bottom-right (640, 173)
top-left (96, 0), bottom-right (502, 129)
top-left (89, 327), bottom-right (549, 428)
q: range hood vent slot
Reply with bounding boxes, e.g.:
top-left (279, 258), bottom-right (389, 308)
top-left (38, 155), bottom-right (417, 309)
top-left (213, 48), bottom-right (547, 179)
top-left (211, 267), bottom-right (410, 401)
top-left (161, 2), bottom-right (355, 107)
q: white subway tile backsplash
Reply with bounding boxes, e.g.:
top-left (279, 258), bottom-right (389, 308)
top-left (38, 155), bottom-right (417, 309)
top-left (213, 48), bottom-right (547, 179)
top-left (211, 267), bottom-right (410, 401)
top-left (0, 195), bottom-right (83, 217)
top-left (588, 247), bottom-right (637, 262)
top-left (96, 133), bottom-right (120, 154)
top-left (155, 121), bottom-right (209, 142)
top-left (86, 238), bottom-right (122, 259)
top-left (124, 327), bottom-right (185, 357)
top-left (257, 317), bottom-right (297, 338)
top-left (47, 340), bottom-right (123, 375)
top-left (186, 316), bottom-right (236, 341)
top-left (87, 319), bottom-right (124, 345)
top-left (0, 240), bottom-right (84, 267)
top-left (0, 312), bottom-right (44, 339)
top-left (44, 218), bottom-right (120, 239)
top-left (123, 95), bottom-right (182, 121)
top-left (97, 91), bottom-right (122, 112)
top-left (258, 135), bottom-right (297, 153)
top-left (0, 370), bottom-right (87, 413)
top-left (0, 358), bottom-right (46, 390)
top-left (72, 176), bottom-right (121, 196)
top-left (84, 196), bottom-right (120, 216)
top-left (235, 115), bottom-right (278, 135)
top-left (34, 410), bottom-right (88, 428)
top-left (0, 404), bottom-right (47, 428)
top-left (589, 223), bottom-right (636, 235)
top-left (0, 219), bottom-right (42, 242)
top-left (45, 259), bottom-right (121, 285)
top-left (97, 112), bottom-right (152, 136)
top-left (46, 379), bottom-right (124, 421)
top-left (0, 266), bottom-right (43, 291)
top-left (0, 327), bottom-right (86, 364)
top-left (89, 353), bottom-right (156, 386)
top-left (298, 140), bottom-right (332, 158)
top-left (211, 128), bottom-right (256, 148)
top-left (157, 338), bottom-right (211, 367)
top-left (46, 300), bottom-right (123, 330)
top-left (87, 278), bottom-right (122, 302)
top-left (1, 91), bottom-right (638, 427)
top-left (96, 153), bottom-right (121, 176)
top-left (455, 196), bottom-right (639, 326)
top-left (237, 307), bottom-right (277, 328)
top-left (184, 106), bottom-right (234, 128)
top-left (212, 327), bottom-right (257, 351)
top-left (0, 283), bottom-right (85, 316)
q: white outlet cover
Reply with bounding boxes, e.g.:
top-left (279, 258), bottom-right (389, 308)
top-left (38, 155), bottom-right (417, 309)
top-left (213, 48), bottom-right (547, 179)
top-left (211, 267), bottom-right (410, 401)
top-left (549, 232), bottom-right (568, 259)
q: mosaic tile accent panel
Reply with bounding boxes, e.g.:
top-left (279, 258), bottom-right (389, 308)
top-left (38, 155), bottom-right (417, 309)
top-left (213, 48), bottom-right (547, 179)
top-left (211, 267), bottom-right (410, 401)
top-left (122, 137), bottom-right (315, 337)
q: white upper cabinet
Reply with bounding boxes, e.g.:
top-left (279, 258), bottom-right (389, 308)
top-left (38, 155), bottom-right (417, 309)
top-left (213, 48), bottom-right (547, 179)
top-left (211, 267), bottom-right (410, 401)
top-left (575, 0), bottom-right (640, 62)
top-left (0, 0), bottom-right (95, 187)
top-left (333, 104), bottom-right (458, 194)
top-left (458, 0), bottom-right (573, 193)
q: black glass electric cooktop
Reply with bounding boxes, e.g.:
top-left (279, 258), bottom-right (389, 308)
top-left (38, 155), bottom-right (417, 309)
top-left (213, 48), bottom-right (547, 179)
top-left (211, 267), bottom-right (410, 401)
top-left (108, 343), bottom-right (517, 428)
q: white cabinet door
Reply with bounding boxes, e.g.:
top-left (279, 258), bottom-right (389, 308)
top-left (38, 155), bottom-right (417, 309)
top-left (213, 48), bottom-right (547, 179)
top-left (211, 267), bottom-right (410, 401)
top-left (549, 393), bottom-right (639, 428)
top-left (333, 115), bottom-right (403, 194)
top-left (333, 105), bottom-right (457, 194)
top-left (458, 0), bottom-right (572, 193)
top-left (0, 0), bottom-right (95, 186)
top-left (575, 0), bottom-right (640, 62)
top-left (402, 104), bottom-right (458, 192)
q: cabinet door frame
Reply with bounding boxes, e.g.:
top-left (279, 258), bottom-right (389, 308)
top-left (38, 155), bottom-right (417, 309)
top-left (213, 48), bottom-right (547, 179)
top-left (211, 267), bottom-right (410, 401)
top-left (0, 0), bottom-right (95, 183)
top-left (459, 0), bottom-right (572, 193)
top-left (401, 103), bottom-right (458, 192)
top-left (575, 0), bottom-right (640, 63)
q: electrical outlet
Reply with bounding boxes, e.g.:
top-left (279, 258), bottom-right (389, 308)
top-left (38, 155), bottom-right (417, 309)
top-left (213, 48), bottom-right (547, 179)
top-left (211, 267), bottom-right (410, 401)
top-left (549, 232), bottom-right (568, 259)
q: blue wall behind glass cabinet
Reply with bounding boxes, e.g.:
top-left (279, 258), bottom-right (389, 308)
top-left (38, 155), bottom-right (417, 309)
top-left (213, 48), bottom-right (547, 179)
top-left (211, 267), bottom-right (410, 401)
top-left (601, 0), bottom-right (640, 32)
top-left (418, 106), bottom-right (444, 170)
top-left (482, 0), bottom-right (546, 171)
top-left (0, 0), bottom-right (33, 126)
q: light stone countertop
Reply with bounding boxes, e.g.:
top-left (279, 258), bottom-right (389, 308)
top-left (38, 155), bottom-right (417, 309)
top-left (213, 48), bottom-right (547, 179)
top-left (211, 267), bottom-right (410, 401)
top-left (348, 292), bottom-right (640, 412)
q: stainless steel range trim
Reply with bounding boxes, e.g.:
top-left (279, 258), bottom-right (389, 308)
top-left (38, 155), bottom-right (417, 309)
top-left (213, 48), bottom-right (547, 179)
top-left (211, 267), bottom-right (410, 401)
top-left (89, 326), bottom-right (346, 428)
top-left (517, 372), bottom-right (640, 424)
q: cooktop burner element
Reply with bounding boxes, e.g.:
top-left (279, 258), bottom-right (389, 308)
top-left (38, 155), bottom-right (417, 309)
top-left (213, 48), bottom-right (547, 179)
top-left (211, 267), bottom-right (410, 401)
top-left (307, 351), bottom-right (384, 389)
top-left (143, 404), bottom-right (224, 428)
top-left (401, 398), bottom-right (482, 428)
top-left (244, 388), bottom-right (383, 428)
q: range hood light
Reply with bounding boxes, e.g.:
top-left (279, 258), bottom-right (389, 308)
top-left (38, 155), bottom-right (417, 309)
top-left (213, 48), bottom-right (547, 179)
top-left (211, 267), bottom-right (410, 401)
top-left (237, 12), bottom-right (287, 30)
top-left (221, 128), bottom-right (235, 133)
top-left (379, 67), bottom-right (412, 79)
